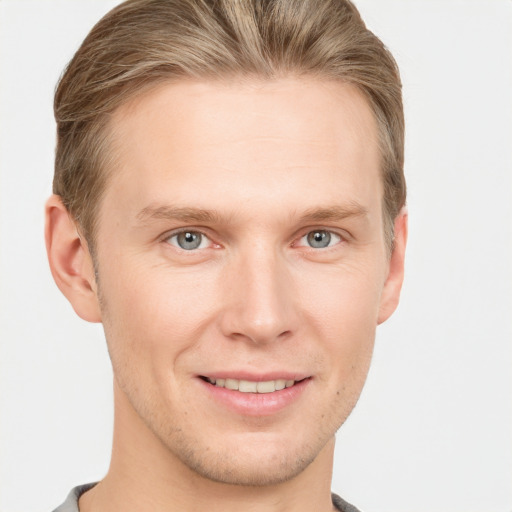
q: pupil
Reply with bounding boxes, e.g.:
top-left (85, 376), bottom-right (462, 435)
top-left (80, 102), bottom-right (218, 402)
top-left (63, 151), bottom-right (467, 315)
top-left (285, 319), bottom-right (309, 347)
top-left (178, 231), bottom-right (201, 250)
top-left (307, 230), bottom-right (330, 248)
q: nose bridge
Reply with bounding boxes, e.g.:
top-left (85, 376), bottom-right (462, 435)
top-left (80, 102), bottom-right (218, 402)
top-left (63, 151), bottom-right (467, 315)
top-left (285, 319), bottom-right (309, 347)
top-left (220, 240), bottom-right (296, 344)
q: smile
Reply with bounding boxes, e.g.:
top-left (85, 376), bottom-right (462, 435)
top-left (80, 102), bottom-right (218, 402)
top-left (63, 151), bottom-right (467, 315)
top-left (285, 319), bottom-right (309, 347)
top-left (202, 377), bottom-right (300, 393)
top-left (199, 375), bottom-right (311, 415)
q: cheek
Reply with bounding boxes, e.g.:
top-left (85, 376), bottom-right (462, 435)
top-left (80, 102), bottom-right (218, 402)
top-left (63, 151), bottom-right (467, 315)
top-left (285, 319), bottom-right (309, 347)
top-left (296, 263), bottom-right (382, 376)
top-left (98, 261), bottom-right (220, 366)
top-left (299, 261), bottom-right (384, 333)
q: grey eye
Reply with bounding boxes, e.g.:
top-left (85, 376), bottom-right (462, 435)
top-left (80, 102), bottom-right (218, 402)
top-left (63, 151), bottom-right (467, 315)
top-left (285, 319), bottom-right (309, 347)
top-left (306, 230), bottom-right (332, 248)
top-left (299, 230), bottom-right (342, 249)
top-left (172, 231), bottom-right (205, 250)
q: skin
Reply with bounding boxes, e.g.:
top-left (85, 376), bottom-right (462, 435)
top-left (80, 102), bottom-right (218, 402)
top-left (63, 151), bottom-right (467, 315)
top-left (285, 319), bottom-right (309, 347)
top-left (46, 77), bottom-right (407, 512)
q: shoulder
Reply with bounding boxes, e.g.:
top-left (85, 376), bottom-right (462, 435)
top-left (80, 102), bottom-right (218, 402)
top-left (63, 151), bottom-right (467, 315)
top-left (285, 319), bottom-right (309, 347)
top-left (332, 492), bottom-right (363, 512)
top-left (52, 483), bottom-right (97, 512)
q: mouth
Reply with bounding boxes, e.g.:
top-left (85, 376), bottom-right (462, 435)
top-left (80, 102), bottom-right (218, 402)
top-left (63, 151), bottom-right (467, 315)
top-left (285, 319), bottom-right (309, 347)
top-left (198, 374), bottom-right (311, 416)
top-left (200, 376), bottom-right (307, 394)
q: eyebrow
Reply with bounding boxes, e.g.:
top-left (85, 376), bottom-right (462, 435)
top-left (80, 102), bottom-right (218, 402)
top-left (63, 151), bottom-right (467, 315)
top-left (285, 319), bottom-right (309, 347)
top-left (135, 202), bottom-right (368, 225)
top-left (297, 203), bottom-right (369, 224)
top-left (136, 205), bottom-right (223, 224)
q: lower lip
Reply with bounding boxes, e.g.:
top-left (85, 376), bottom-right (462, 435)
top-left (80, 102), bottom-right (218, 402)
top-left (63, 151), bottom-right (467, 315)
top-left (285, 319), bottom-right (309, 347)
top-left (198, 378), bottom-right (311, 417)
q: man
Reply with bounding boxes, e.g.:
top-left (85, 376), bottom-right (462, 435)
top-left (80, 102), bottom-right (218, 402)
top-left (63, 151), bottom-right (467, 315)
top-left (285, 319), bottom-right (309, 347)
top-left (45, 0), bottom-right (406, 511)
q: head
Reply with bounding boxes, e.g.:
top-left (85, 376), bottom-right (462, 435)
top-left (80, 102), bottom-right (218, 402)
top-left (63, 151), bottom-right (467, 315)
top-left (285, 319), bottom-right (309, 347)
top-left (46, 0), bottom-right (407, 489)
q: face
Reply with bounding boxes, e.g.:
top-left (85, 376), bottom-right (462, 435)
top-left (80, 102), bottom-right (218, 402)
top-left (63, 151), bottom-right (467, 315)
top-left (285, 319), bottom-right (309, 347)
top-left (92, 77), bottom-right (398, 485)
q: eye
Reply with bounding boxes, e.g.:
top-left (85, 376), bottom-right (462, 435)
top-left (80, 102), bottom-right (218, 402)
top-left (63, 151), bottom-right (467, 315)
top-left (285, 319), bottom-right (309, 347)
top-left (166, 231), bottom-right (210, 251)
top-left (299, 230), bottom-right (342, 249)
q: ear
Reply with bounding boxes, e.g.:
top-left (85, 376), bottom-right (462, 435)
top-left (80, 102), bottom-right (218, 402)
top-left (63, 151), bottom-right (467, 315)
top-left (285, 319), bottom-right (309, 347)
top-left (378, 208), bottom-right (408, 325)
top-left (45, 195), bottom-right (102, 323)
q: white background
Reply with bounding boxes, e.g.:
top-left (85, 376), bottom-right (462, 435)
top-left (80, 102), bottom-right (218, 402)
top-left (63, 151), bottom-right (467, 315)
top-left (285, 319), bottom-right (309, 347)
top-left (1, 1), bottom-right (511, 511)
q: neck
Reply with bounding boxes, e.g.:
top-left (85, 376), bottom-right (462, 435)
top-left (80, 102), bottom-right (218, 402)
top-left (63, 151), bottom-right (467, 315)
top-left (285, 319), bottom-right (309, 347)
top-left (80, 382), bottom-right (337, 512)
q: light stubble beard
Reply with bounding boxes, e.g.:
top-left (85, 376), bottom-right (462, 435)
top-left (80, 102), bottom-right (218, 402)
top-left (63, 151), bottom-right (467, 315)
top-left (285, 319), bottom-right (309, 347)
top-left (112, 372), bottom-right (360, 489)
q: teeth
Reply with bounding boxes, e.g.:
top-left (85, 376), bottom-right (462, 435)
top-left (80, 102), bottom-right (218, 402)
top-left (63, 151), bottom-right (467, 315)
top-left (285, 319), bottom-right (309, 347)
top-left (256, 381), bottom-right (275, 393)
top-left (206, 377), bottom-right (297, 393)
top-left (275, 379), bottom-right (286, 390)
top-left (239, 380), bottom-right (258, 392)
top-left (225, 378), bottom-right (239, 390)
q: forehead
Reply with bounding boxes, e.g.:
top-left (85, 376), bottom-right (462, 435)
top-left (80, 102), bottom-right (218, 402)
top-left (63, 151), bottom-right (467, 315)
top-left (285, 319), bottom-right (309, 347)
top-left (102, 77), bottom-right (381, 224)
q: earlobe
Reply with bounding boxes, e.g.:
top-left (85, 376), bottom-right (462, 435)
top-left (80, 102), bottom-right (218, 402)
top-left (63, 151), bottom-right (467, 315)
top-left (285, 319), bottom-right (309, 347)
top-left (377, 208), bottom-right (408, 325)
top-left (45, 195), bottom-right (102, 323)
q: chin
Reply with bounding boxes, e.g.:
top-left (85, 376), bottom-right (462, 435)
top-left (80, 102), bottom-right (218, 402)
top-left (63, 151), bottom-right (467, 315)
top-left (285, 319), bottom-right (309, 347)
top-left (152, 419), bottom-right (339, 488)
top-left (171, 437), bottom-right (320, 487)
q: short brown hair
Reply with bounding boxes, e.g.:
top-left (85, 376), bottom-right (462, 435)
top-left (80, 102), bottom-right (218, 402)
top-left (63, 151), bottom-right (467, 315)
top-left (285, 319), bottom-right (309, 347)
top-left (54, 0), bottom-right (405, 251)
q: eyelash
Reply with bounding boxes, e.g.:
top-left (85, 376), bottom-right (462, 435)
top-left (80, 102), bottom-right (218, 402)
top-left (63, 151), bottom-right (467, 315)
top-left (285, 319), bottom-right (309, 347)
top-left (163, 228), bottom-right (344, 252)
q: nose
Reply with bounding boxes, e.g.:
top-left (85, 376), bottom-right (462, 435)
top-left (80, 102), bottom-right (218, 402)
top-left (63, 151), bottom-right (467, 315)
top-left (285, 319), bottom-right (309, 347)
top-left (218, 243), bottom-right (298, 345)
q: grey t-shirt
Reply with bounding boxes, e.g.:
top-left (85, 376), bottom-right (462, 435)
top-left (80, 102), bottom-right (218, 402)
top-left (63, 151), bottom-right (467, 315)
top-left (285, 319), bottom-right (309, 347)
top-left (53, 483), bottom-right (362, 512)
